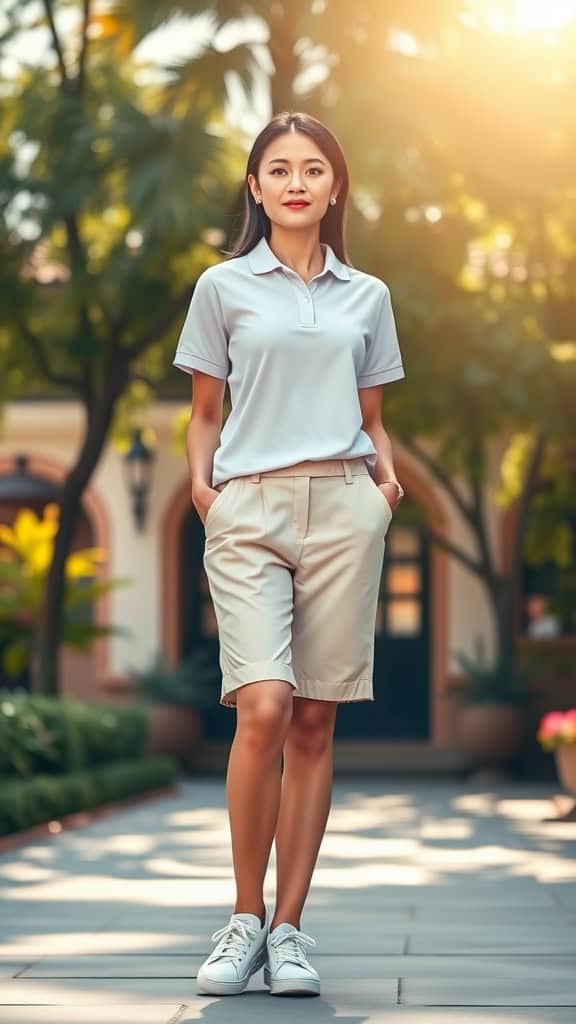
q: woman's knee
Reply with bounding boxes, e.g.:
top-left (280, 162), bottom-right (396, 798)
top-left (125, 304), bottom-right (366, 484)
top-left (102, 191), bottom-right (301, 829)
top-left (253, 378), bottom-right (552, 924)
top-left (235, 679), bottom-right (293, 751)
top-left (285, 699), bottom-right (337, 757)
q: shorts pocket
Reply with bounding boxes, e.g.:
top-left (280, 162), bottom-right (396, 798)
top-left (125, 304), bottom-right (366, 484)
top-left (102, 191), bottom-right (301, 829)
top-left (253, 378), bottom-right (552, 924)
top-left (367, 477), bottom-right (393, 521)
top-left (204, 480), bottom-right (233, 532)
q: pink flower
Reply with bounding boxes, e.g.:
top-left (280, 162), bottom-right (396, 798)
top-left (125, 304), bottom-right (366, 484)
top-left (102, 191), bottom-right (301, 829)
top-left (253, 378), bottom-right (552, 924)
top-left (561, 710), bottom-right (576, 743)
top-left (537, 710), bottom-right (576, 750)
top-left (538, 712), bottom-right (566, 740)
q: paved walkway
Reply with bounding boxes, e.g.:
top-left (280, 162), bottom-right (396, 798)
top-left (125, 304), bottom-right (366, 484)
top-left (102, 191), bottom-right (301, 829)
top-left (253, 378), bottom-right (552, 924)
top-left (1, 778), bottom-right (576, 1023)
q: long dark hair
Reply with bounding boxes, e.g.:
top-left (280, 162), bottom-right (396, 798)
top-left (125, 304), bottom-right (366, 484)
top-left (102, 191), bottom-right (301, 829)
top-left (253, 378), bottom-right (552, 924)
top-left (222, 111), bottom-right (352, 266)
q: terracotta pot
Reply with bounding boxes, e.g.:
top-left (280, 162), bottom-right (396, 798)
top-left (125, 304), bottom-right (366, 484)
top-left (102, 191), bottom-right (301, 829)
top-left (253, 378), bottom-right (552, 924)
top-left (145, 703), bottom-right (201, 762)
top-left (456, 703), bottom-right (528, 770)
top-left (555, 744), bottom-right (576, 793)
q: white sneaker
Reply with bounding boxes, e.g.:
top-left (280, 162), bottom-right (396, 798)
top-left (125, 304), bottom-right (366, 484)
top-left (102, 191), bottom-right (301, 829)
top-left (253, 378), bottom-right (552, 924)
top-left (264, 922), bottom-right (321, 996)
top-left (196, 908), bottom-right (269, 995)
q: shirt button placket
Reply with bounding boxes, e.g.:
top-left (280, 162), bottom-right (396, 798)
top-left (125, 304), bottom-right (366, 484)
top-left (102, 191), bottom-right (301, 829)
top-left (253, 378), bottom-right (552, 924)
top-left (299, 286), bottom-right (315, 326)
top-left (284, 270), bottom-right (316, 325)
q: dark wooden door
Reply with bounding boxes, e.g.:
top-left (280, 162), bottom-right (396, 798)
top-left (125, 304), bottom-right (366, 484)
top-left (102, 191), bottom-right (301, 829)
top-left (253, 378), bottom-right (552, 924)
top-left (179, 509), bottom-right (236, 737)
top-left (335, 497), bottom-right (431, 739)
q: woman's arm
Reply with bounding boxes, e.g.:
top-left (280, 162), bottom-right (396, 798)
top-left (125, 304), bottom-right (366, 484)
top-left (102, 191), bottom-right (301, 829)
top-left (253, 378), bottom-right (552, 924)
top-left (187, 372), bottom-right (226, 521)
top-left (358, 384), bottom-right (404, 509)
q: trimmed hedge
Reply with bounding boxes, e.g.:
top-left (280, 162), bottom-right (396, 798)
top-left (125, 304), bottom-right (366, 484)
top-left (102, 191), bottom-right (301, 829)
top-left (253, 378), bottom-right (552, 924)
top-left (0, 756), bottom-right (178, 836)
top-left (0, 690), bottom-right (180, 836)
top-left (0, 689), bottom-right (150, 779)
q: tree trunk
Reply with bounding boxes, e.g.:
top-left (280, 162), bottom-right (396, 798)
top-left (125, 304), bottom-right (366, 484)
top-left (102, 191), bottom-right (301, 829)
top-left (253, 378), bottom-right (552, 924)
top-left (33, 472), bottom-right (87, 695)
top-left (492, 577), bottom-right (518, 677)
top-left (488, 431), bottom-right (546, 680)
top-left (32, 389), bottom-right (124, 695)
top-left (405, 431), bottom-right (546, 681)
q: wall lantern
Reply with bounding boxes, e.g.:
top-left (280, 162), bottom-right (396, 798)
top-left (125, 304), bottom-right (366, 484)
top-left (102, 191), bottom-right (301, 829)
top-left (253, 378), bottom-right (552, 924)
top-left (0, 454), bottom-right (61, 503)
top-left (122, 428), bottom-right (155, 532)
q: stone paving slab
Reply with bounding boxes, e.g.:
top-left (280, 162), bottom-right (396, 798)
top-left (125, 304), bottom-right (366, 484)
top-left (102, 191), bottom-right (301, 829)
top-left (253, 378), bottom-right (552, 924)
top-left (180, 999), bottom-right (576, 1024)
top-left (0, 933), bottom-right (205, 957)
top-left (402, 977), bottom-right (576, 1006)
top-left (408, 929), bottom-right (576, 954)
top-left (0, 921), bottom-right (116, 938)
top-left (12, 953), bottom-right (576, 982)
top-left (9, 955), bottom-right (208, 979)
top-left (0, 977), bottom-right (214, 1004)
top-left (187, 1004), bottom-right (576, 1024)
top-left (0, 1008), bottom-right (185, 1024)
top-left (305, 888), bottom-right (560, 908)
top-left (551, 887), bottom-right (576, 909)
top-left (0, 961), bottom-right (32, 979)
top-left (2, 1008), bottom-right (574, 1024)
top-left (411, 907), bottom-right (576, 924)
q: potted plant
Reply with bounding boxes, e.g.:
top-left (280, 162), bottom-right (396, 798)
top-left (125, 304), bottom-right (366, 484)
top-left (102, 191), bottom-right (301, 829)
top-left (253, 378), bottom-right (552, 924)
top-left (445, 635), bottom-right (536, 778)
top-left (130, 648), bottom-right (219, 768)
top-left (537, 710), bottom-right (576, 819)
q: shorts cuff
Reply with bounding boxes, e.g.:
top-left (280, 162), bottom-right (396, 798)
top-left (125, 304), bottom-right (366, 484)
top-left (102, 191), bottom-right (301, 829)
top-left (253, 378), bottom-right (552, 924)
top-left (221, 661), bottom-right (297, 708)
top-left (294, 674), bottom-right (374, 703)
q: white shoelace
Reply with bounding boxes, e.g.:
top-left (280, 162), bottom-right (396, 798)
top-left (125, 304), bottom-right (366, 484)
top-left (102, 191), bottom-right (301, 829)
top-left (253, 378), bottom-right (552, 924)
top-left (208, 919), bottom-right (259, 962)
top-left (268, 928), bottom-right (317, 967)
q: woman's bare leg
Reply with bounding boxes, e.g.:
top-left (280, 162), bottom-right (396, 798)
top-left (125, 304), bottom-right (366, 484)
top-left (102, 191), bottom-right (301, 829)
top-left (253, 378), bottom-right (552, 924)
top-left (227, 679), bottom-right (294, 922)
top-left (271, 698), bottom-right (338, 930)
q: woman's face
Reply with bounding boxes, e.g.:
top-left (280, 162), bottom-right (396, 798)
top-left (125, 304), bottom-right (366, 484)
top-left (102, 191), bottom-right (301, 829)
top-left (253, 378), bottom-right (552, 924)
top-left (248, 131), bottom-right (340, 228)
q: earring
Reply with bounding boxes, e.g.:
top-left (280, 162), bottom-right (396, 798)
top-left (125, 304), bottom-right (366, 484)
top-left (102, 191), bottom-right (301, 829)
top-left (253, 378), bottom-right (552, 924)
top-left (256, 197), bottom-right (262, 204)
top-left (330, 196), bottom-right (336, 205)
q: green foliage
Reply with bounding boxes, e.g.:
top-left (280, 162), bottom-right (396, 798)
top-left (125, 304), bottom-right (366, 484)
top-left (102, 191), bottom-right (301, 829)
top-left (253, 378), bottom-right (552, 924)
top-left (0, 756), bottom-right (178, 836)
top-left (520, 450), bottom-right (576, 630)
top-left (0, 688), bottom-right (149, 779)
top-left (445, 635), bottom-right (538, 708)
top-left (129, 648), bottom-right (220, 709)
top-left (0, 505), bottom-right (132, 680)
top-left (0, 0), bottom-right (246, 407)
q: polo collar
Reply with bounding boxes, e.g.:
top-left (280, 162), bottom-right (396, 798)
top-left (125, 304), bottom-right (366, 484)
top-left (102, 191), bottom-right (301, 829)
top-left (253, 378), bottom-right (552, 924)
top-left (247, 235), bottom-right (351, 281)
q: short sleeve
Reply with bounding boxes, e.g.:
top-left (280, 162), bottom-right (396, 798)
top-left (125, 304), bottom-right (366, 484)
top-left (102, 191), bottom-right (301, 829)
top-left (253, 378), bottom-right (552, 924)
top-left (357, 283), bottom-right (405, 387)
top-left (173, 270), bottom-right (229, 379)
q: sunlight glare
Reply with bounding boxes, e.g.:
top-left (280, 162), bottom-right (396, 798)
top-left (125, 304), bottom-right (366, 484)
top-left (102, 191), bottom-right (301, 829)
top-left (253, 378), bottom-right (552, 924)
top-left (466, 0), bottom-right (576, 34)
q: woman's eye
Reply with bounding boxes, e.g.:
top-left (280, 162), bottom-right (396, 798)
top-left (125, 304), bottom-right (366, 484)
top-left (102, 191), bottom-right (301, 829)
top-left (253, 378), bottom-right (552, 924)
top-left (270, 168), bottom-right (322, 175)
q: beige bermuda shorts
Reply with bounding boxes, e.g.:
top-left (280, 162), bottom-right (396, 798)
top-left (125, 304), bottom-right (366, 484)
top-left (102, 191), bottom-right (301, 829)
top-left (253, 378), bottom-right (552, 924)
top-left (203, 457), bottom-right (393, 709)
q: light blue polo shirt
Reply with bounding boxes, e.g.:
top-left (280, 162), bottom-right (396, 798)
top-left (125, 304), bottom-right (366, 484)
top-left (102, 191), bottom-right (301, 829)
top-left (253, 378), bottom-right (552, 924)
top-left (173, 235), bottom-right (405, 487)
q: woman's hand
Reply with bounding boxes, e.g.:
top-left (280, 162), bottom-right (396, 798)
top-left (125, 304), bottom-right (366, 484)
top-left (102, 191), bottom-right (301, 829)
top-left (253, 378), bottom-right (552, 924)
top-left (192, 482), bottom-right (220, 527)
top-left (377, 480), bottom-right (404, 512)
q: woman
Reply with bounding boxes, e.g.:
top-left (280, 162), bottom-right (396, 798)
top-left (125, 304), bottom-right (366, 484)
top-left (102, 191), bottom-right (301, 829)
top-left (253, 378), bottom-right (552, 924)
top-left (173, 111), bottom-right (405, 998)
